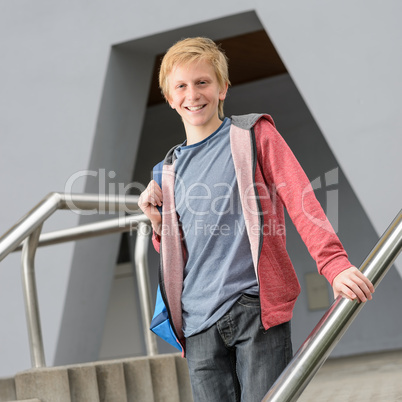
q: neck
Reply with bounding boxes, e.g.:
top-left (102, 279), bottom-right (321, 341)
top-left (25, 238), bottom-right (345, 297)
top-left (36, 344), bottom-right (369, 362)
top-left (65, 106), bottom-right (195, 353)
top-left (184, 117), bottom-right (223, 146)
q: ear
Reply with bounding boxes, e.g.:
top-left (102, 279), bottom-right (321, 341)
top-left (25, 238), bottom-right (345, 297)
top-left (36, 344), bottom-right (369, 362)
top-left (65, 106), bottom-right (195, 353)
top-left (219, 83), bottom-right (229, 101)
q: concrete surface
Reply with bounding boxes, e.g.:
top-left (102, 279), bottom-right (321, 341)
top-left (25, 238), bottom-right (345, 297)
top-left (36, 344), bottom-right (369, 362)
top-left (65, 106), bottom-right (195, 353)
top-left (15, 368), bottom-right (71, 402)
top-left (0, 378), bottom-right (16, 401)
top-left (96, 361), bottom-right (127, 402)
top-left (298, 349), bottom-right (402, 401)
top-left (68, 365), bottom-right (99, 402)
top-left (149, 355), bottom-right (181, 402)
top-left (9, 354), bottom-right (191, 402)
top-left (6, 400), bottom-right (41, 402)
top-left (7, 350), bottom-right (402, 401)
top-left (123, 358), bottom-right (154, 402)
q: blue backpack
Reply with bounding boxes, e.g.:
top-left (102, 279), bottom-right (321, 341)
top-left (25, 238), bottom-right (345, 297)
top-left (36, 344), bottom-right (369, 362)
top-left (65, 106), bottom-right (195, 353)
top-left (150, 285), bottom-right (182, 351)
top-left (149, 160), bottom-right (182, 351)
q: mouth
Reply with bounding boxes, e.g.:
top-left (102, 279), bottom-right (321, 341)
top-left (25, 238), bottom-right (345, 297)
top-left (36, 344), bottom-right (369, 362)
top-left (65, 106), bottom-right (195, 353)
top-left (185, 105), bottom-right (206, 112)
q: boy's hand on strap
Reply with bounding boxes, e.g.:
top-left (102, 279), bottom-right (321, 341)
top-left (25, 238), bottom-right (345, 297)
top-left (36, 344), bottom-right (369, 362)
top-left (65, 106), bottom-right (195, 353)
top-left (332, 266), bottom-right (375, 303)
top-left (138, 180), bottom-right (163, 235)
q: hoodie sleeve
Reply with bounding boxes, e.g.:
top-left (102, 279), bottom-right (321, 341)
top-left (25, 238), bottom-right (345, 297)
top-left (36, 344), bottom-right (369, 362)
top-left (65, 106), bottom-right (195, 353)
top-left (254, 116), bottom-right (352, 285)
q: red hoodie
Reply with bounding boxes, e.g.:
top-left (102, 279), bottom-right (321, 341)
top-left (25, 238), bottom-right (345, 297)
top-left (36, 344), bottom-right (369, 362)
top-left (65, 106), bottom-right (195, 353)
top-left (152, 114), bottom-right (352, 353)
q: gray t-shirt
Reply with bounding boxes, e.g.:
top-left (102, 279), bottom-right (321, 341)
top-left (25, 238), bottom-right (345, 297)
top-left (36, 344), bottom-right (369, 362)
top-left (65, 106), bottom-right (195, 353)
top-left (174, 118), bottom-right (259, 337)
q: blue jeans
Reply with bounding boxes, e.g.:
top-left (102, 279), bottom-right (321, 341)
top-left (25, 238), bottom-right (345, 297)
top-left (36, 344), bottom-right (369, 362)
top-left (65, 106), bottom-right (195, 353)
top-left (185, 294), bottom-right (292, 402)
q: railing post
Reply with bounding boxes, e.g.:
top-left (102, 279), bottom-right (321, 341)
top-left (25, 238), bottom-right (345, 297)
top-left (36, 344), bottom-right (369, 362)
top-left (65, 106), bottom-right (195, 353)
top-left (134, 222), bottom-right (158, 356)
top-left (263, 210), bottom-right (402, 402)
top-left (0, 192), bottom-right (151, 368)
top-left (21, 225), bottom-right (46, 368)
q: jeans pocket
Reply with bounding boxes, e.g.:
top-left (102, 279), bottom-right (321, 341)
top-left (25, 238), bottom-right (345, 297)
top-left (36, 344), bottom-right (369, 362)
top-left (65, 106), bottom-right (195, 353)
top-left (237, 293), bottom-right (260, 307)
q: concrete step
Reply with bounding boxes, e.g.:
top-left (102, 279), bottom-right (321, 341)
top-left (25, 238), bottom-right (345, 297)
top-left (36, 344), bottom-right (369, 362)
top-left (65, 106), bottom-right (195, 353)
top-left (0, 377), bottom-right (16, 401)
top-left (5, 400), bottom-right (41, 402)
top-left (12, 354), bottom-right (192, 402)
top-left (15, 367), bottom-right (70, 402)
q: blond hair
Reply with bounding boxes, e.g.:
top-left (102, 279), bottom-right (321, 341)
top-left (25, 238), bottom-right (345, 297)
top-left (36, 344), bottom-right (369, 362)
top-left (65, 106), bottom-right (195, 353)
top-left (159, 37), bottom-right (230, 119)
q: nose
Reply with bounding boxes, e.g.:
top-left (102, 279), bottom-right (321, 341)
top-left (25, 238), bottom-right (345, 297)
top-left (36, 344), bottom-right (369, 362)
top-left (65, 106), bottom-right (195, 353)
top-left (186, 85), bottom-right (200, 101)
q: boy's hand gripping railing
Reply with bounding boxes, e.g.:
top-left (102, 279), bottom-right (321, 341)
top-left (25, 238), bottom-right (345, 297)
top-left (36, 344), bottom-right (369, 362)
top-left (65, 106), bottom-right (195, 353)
top-left (0, 192), bottom-right (157, 368)
top-left (263, 209), bottom-right (402, 402)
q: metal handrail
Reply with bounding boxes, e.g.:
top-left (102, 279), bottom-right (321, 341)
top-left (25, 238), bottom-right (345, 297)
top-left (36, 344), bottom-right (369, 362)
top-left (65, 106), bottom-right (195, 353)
top-left (0, 192), bottom-right (157, 368)
top-left (263, 209), bottom-right (402, 402)
top-left (13, 213), bottom-right (149, 251)
top-left (21, 225), bottom-right (45, 367)
top-left (0, 192), bottom-right (140, 260)
top-left (135, 222), bottom-right (158, 356)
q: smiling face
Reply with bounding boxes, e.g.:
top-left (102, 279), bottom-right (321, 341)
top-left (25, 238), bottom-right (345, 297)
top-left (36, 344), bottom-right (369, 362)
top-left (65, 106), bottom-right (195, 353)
top-left (167, 59), bottom-right (228, 143)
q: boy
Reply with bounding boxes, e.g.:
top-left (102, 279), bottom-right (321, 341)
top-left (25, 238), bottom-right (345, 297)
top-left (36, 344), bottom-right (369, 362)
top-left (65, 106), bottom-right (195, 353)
top-left (138, 37), bottom-right (374, 401)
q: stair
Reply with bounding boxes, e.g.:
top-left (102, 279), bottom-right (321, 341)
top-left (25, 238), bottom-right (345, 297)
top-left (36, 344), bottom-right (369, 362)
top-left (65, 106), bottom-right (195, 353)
top-left (0, 354), bottom-right (193, 402)
top-left (0, 377), bottom-right (16, 401)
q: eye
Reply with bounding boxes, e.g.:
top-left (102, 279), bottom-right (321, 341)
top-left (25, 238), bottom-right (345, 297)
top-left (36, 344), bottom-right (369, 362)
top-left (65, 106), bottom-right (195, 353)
top-left (176, 84), bottom-right (186, 89)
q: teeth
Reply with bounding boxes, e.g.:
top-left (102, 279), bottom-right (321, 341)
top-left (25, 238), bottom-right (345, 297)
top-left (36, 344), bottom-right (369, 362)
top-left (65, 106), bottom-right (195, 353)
top-left (187, 106), bottom-right (204, 111)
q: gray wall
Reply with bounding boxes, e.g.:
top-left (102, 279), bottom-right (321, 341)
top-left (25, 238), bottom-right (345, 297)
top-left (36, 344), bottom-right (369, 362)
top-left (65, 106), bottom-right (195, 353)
top-left (0, 2), bottom-right (401, 377)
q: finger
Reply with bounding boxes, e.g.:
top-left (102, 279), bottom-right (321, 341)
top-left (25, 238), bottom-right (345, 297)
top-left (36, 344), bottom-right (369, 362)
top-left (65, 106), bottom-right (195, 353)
top-left (354, 270), bottom-right (375, 294)
top-left (345, 268), bottom-right (375, 301)
top-left (141, 183), bottom-right (161, 207)
top-left (334, 277), bottom-right (366, 303)
top-left (350, 272), bottom-right (374, 301)
top-left (336, 284), bottom-right (359, 302)
top-left (347, 279), bottom-right (373, 303)
top-left (148, 195), bottom-right (161, 207)
top-left (149, 181), bottom-right (163, 206)
top-left (149, 179), bottom-right (162, 193)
